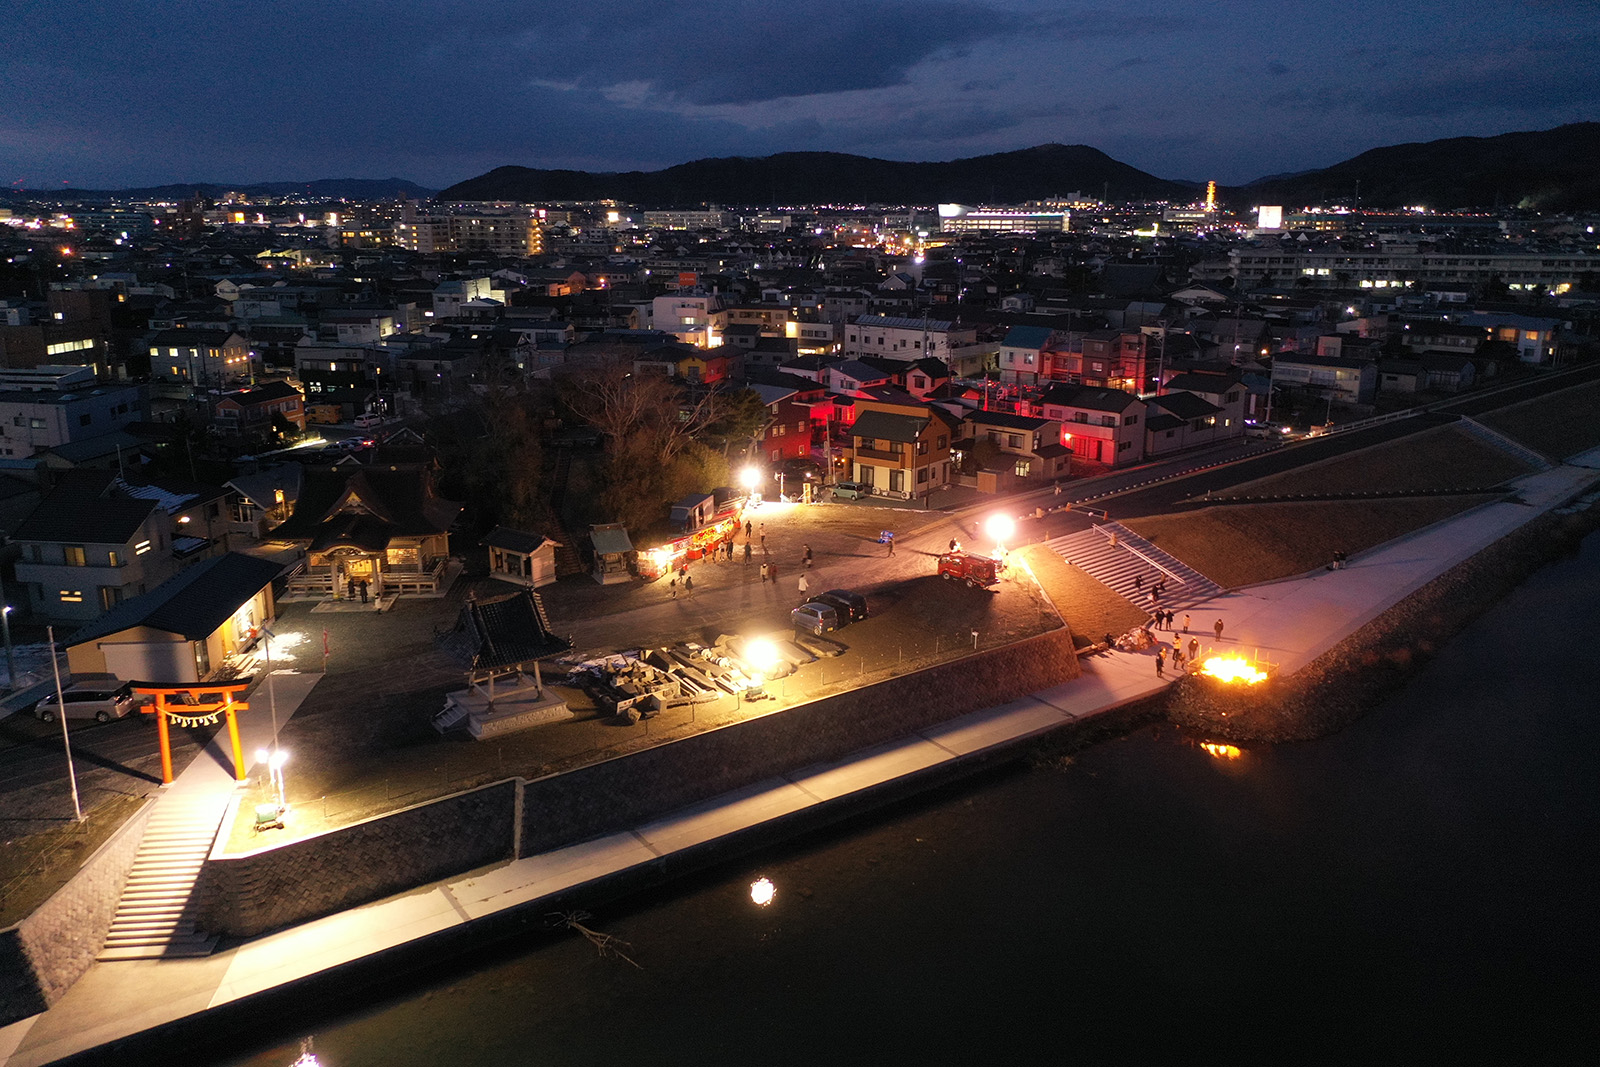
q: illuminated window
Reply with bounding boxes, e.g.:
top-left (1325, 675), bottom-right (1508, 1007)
top-left (134, 540), bottom-right (152, 555)
top-left (64, 545), bottom-right (86, 567)
top-left (59, 590), bottom-right (84, 603)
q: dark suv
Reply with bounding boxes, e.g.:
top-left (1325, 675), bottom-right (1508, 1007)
top-left (814, 588), bottom-right (868, 625)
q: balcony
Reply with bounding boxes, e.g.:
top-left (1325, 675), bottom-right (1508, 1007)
top-left (851, 446), bottom-right (906, 463)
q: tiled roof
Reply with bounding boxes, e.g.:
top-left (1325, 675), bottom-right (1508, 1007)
top-left (66, 552), bottom-right (285, 647)
top-left (13, 471), bottom-right (158, 544)
top-left (849, 408), bottom-right (926, 443)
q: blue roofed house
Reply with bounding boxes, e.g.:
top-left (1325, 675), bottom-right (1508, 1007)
top-left (997, 325), bottom-right (1066, 386)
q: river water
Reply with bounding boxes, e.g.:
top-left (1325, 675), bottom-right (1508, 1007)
top-left (227, 533), bottom-right (1600, 1066)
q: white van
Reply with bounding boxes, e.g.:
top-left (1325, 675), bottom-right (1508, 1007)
top-left (34, 680), bottom-right (137, 723)
top-left (353, 413), bottom-right (384, 429)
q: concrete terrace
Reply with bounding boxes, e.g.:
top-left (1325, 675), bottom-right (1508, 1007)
top-left (3, 446), bottom-right (1599, 1066)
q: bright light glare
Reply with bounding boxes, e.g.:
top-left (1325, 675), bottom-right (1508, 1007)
top-left (1197, 656), bottom-right (1269, 685)
top-left (744, 638), bottom-right (780, 673)
top-left (984, 514), bottom-right (1016, 543)
top-left (740, 467), bottom-right (762, 490)
top-left (750, 877), bottom-right (776, 906)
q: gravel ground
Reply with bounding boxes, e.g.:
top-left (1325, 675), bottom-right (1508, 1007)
top-left (223, 501), bottom-right (1061, 844)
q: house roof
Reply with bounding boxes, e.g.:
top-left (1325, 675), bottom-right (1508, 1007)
top-left (267, 465), bottom-right (459, 542)
top-left (849, 408), bottom-right (926, 443)
top-left (1163, 372), bottom-right (1240, 394)
top-left (831, 359), bottom-right (891, 383)
top-left (482, 527), bottom-right (558, 555)
top-left (66, 552), bottom-right (285, 647)
top-left (1145, 413), bottom-right (1186, 432)
top-left (226, 464), bottom-right (302, 512)
top-left (966, 410), bottom-right (1053, 431)
top-left (1148, 392), bottom-right (1222, 419)
top-left (220, 381), bottom-right (301, 407)
top-left (13, 470), bottom-right (158, 544)
top-left (1001, 325), bottom-right (1055, 350)
top-left (590, 523), bottom-right (633, 555)
top-left (1039, 383), bottom-right (1143, 413)
top-left (442, 589), bottom-right (571, 670)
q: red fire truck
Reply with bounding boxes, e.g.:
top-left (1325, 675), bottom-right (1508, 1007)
top-left (937, 551), bottom-right (1000, 588)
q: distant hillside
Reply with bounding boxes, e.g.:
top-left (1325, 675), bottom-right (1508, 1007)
top-left (1234, 123), bottom-right (1600, 211)
top-left (437, 145), bottom-right (1197, 207)
top-left (1, 178), bottom-right (436, 202)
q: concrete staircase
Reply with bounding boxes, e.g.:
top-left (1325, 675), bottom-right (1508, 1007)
top-left (98, 794), bottom-right (228, 961)
top-left (1459, 417), bottom-right (1554, 473)
top-left (1044, 522), bottom-right (1224, 609)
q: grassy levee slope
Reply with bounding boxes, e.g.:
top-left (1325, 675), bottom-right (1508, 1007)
top-left (1228, 423), bottom-right (1534, 497)
top-left (1016, 543), bottom-right (1148, 645)
top-left (1478, 379), bottom-right (1600, 461)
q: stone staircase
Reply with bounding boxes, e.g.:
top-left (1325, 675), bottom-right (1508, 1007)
top-left (1459, 417), bottom-right (1554, 473)
top-left (98, 794), bottom-right (228, 961)
top-left (1044, 522), bottom-right (1224, 609)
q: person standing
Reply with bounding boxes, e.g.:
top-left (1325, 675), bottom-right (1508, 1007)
top-left (1172, 645), bottom-right (1185, 673)
top-left (744, 541), bottom-right (752, 565)
top-left (798, 572), bottom-right (810, 601)
top-left (803, 544), bottom-right (813, 568)
top-left (1134, 574), bottom-right (1143, 590)
top-left (1214, 618), bottom-right (1225, 642)
top-left (1188, 636), bottom-right (1199, 662)
top-left (745, 520), bottom-right (752, 539)
top-left (668, 576), bottom-right (678, 599)
top-left (1155, 648), bottom-right (1166, 677)
top-left (1182, 613), bottom-right (1191, 633)
top-left (769, 561), bottom-right (779, 584)
top-left (760, 561), bottom-right (769, 583)
top-left (886, 532), bottom-right (895, 556)
top-left (684, 573), bottom-right (694, 598)
top-left (359, 580), bottom-right (368, 603)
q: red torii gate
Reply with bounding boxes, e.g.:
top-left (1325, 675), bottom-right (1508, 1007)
top-left (133, 679), bottom-right (253, 785)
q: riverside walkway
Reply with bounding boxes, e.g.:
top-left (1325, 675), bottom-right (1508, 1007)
top-left (4, 448), bottom-right (1598, 1066)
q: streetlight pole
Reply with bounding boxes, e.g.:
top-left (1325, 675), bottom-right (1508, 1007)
top-left (0, 567), bottom-right (15, 690)
top-left (47, 626), bottom-right (83, 822)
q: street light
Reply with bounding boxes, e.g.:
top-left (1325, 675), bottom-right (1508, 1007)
top-left (0, 570), bottom-right (14, 690)
top-left (256, 747), bottom-right (289, 811)
top-left (740, 466), bottom-right (763, 505)
top-left (984, 514), bottom-right (1016, 555)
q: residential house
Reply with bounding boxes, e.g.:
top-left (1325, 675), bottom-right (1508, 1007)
top-left (997, 325), bottom-right (1061, 385)
top-left (1159, 371), bottom-right (1248, 438)
top-left (1143, 392), bottom-right (1229, 458)
top-left (146, 329), bottom-right (253, 386)
top-left (845, 395), bottom-right (958, 500)
top-left (224, 464), bottom-right (300, 542)
top-left (957, 410), bottom-right (1072, 492)
top-left (842, 314), bottom-right (979, 363)
top-left (1270, 353), bottom-right (1377, 406)
top-left (212, 381), bottom-right (306, 437)
top-left (64, 551), bottom-right (282, 682)
top-left (11, 470), bottom-right (182, 624)
top-left (1458, 312), bottom-right (1566, 365)
top-left (823, 359), bottom-right (894, 396)
top-left (0, 382), bottom-right (142, 458)
top-left (1038, 384), bottom-right (1146, 467)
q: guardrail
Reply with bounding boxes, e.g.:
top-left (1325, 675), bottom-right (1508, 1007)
top-left (1091, 523), bottom-right (1189, 586)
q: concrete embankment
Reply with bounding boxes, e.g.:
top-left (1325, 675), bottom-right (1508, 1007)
top-left (1167, 499), bottom-right (1600, 743)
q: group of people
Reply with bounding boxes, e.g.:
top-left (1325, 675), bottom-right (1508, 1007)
top-left (1154, 634), bottom-right (1206, 678)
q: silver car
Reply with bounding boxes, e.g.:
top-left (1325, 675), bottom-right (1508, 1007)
top-left (34, 681), bottom-right (137, 723)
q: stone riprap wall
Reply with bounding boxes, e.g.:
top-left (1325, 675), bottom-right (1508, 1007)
top-left (198, 780), bottom-right (517, 939)
top-left (520, 627), bottom-right (1078, 855)
top-left (0, 800), bottom-right (156, 1027)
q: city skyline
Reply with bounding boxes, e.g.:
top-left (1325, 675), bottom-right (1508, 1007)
top-left (3, 0), bottom-right (1598, 191)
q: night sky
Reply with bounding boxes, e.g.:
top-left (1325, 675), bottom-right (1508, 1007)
top-left (3, 0), bottom-right (1597, 191)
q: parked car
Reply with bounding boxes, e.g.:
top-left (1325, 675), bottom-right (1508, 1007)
top-left (353, 413), bottom-right (385, 429)
top-left (778, 457), bottom-right (823, 483)
top-left (791, 601), bottom-right (840, 635)
top-left (1244, 419), bottom-right (1293, 439)
top-left (830, 481), bottom-right (871, 500)
top-left (34, 680), bottom-right (136, 723)
top-left (814, 588), bottom-right (868, 624)
top-left (937, 551), bottom-right (1000, 588)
